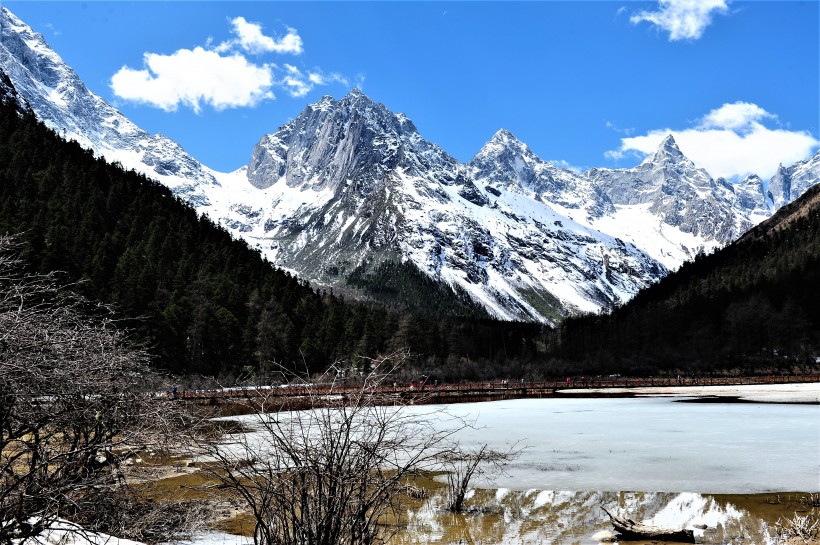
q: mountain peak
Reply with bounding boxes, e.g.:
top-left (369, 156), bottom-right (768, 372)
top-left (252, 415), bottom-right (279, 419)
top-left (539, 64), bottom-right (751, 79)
top-left (492, 128), bottom-right (517, 141)
top-left (660, 133), bottom-right (677, 146)
top-left (483, 128), bottom-right (529, 154)
top-left (645, 133), bottom-right (686, 165)
top-left (660, 134), bottom-right (683, 154)
top-left (342, 87), bottom-right (372, 103)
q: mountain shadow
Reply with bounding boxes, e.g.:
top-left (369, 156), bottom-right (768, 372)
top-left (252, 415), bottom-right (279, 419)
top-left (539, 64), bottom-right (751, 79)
top-left (0, 88), bottom-right (547, 379)
top-left (552, 183), bottom-right (820, 375)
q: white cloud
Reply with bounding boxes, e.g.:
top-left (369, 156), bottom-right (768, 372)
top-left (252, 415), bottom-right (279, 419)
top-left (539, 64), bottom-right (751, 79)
top-left (111, 17), bottom-right (349, 112)
top-left (111, 47), bottom-right (274, 113)
top-left (279, 64), bottom-right (311, 98)
top-left (274, 65), bottom-right (351, 98)
top-left (217, 16), bottom-right (303, 55)
top-left (698, 101), bottom-right (774, 131)
top-left (606, 102), bottom-right (820, 180)
top-left (630, 0), bottom-right (728, 41)
top-left (307, 71), bottom-right (349, 87)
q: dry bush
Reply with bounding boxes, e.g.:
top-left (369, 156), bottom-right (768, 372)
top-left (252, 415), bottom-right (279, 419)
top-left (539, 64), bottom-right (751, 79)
top-left (199, 352), bottom-right (471, 545)
top-left (0, 235), bottom-right (202, 542)
top-left (775, 510), bottom-right (820, 544)
top-left (440, 443), bottom-right (520, 513)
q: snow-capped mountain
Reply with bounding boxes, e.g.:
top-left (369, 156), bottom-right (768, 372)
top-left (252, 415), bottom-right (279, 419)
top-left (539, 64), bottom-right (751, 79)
top-left (581, 139), bottom-right (820, 268)
top-left (220, 91), bottom-right (665, 322)
top-left (0, 7), bottom-right (217, 207)
top-left (767, 151), bottom-right (820, 210)
top-left (583, 135), bottom-right (760, 267)
top-left (469, 131), bottom-right (794, 270)
top-left (2, 6), bottom-right (817, 323)
top-left (469, 129), bottom-right (614, 222)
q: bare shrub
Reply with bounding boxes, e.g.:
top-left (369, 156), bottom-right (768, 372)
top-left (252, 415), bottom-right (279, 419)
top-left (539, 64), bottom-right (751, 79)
top-left (0, 235), bottom-right (201, 542)
top-left (199, 352), bottom-right (468, 545)
top-left (440, 443), bottom-right (520, 512)
top-left (775, 510), bottom-right (819, 544)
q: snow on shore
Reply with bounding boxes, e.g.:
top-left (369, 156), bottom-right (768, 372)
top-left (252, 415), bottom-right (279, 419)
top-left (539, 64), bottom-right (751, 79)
top-left (558, 381), bottom-right (820, 403)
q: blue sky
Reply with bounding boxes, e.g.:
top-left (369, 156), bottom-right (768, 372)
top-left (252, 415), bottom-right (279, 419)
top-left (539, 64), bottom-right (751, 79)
top-left (7, 1), bottom-right (819, 179)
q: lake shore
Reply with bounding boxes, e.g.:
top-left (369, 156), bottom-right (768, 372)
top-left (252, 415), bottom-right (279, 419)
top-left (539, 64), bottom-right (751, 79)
top-left (555, 381), bottom-right (820, 403)
top-left (148, 384), bottom-right (820, 545)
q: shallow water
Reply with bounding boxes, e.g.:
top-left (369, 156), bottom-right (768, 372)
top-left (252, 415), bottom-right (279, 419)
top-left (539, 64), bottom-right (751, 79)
top-left (395, 489), bottom-right (816, 545)
top-left (194, 487), bottom-right (817, 545)
top-left (202, 396), bottom-right (819, 544)
top-left (401, 397), bottom-right (819, 493)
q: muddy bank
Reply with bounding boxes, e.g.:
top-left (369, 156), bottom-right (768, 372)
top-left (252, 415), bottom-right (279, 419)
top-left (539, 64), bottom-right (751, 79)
top-left (137, 464), bottom-right (819, 545)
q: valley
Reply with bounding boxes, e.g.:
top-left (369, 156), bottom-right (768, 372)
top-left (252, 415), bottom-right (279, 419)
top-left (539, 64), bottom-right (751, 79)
top-left (0, 4), bottom-right (818, 544)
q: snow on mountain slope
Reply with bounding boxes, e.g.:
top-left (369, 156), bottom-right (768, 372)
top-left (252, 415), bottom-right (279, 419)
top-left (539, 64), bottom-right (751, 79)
top-left (217, 92), bottom-right (666, 322)
top-left (3, 5), bottom-right (817, 323)
top-left (582, 135), bottom-right (762, 268)
top-left (0, 7), bottom-right (218, 207)
top-left (469, 132), bottom-right (777, 270)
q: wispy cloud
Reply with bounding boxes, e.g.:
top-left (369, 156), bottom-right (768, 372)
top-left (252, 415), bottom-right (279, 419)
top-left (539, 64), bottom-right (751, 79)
top-left (215, 16), bottom-right (303, 55)
top-left (605, 120), bottom-right (634, 136)
top-left (606, 102), bottom-right (820, 180)
top-left (277, 65), bottom-right (351, 98)
top-left (630, 0), bottom-right (729, 41)
top-left (111, 16), bottom-right (346, 112)
top-left (44, 22), bottom-right (61, 37)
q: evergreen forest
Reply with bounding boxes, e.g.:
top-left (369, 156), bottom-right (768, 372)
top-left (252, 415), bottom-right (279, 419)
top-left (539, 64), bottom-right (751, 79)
top-left (0, 97), bottom-right (546, 380)
top-left (1, 92), bottom-right (818, 381)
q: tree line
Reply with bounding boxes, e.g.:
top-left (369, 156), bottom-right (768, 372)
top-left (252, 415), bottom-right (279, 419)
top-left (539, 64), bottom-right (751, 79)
top-left (2, 93), bottom-right (817, 381)
top-left (552, 183), bottom-right (820, 376)
top-left (0, 97), bottom-right (548, 379)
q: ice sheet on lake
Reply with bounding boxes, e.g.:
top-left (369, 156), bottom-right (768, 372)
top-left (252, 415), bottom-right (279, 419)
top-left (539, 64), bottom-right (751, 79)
top-left (401, 396), bottom-right (819, 493)
top-left (222, 395), bottom-right (818, 493)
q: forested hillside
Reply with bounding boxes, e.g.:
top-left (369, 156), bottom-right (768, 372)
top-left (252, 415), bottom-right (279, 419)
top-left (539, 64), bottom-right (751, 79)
top-left (554, 183), bottom-right (820, 375)
top-left (0, 96), bottom-right (547, 378)
top-left (3, 85), bottom-right (817, 381)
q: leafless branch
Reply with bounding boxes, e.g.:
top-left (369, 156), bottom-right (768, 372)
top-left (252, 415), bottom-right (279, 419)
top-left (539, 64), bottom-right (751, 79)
top-left (0, 235), bottom-right (202, 542)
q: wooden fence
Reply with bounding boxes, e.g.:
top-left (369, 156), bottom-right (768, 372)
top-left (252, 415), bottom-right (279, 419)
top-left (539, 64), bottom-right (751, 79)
top-left (172, 374), bottom-right (820, 407)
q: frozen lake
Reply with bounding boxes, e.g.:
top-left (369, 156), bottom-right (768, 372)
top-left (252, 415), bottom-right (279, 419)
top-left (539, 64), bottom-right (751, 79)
top-left (193, 392), bottom-right (819, 545)
top-left (403, 396), bottom-right (819, 493)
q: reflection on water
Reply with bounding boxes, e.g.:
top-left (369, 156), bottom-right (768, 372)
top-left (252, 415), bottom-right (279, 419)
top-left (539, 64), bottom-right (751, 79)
top-left (217, 397), bottom-right (818, 544)
top-left (394, 488), bottom-right (814, 545)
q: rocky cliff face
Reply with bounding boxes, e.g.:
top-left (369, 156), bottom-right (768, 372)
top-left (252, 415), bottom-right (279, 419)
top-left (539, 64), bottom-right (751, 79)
top-left (0, 7), bottom-right (219, 207)
top-left (592, 135), bottom-right (745, 238)
top-left (2, 5), bottom-right (817, 323)
top-left (767, 151), bottom-right (820, 210)
top-left (225, 92), bottom-right (666, 323)
top-left (469, 129), bottom-right (614, 222)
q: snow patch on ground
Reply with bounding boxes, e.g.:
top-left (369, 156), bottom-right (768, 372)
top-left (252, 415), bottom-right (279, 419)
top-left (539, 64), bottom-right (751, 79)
top-left (562, 382), bottom-right (820, 403)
